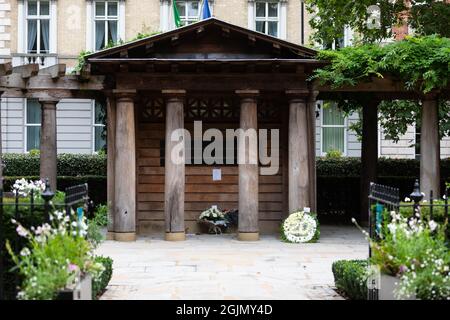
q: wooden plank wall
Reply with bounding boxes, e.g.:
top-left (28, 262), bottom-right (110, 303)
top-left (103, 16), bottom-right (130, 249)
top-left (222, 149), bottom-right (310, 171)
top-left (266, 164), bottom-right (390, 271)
top-left (136, 121), bottom-right (286, 235)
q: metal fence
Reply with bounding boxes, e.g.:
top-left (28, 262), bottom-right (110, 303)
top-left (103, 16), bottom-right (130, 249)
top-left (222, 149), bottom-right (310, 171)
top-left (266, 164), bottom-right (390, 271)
top-left (367, 179), bottom-right (449, 300)
top-left (0, 179), bottom-right (90, 300)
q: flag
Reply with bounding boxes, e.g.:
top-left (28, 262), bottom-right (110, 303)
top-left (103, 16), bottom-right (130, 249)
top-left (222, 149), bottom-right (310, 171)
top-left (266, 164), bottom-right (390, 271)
top-left (173, 0), bottom-right (181, 28)
top-left (202, 0), bottom-right (212, 20)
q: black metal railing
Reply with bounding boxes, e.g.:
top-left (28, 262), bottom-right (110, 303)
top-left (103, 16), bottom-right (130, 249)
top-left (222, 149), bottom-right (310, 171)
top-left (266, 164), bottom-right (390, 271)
top-left (367, 179), bottom-right (449, 300)
top-left (0, 179), bottom-right (91, 300)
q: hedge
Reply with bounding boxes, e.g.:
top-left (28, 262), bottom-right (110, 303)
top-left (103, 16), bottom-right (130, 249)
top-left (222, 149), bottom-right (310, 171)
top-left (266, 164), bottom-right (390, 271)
top-left (332, 260), bottom-right (368, 300)
top-left (2, 153), bottom-right (106, 177)
top-left (3, 153), bottom-right (450, 178)
top-left (92, 256), bottom-right (113, 299)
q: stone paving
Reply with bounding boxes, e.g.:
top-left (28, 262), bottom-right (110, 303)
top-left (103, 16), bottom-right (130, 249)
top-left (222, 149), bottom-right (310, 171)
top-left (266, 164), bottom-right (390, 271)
top-left (96, 225), bottom-right (368, 300)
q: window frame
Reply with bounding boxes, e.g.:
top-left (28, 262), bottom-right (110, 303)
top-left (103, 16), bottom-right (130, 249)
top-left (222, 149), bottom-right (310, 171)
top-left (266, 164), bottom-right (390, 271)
top-left (93, 0), bottom-right (120, 51)
top-left (24, 99), bottom-right (42, 153)
top-left (92, 100), bottom-right (106, 154)
top-left (25, 0), bottom-right (51, 54)
top-left (320, 102), bottom-right (348, 156)
top-left (254, 1), bottom-right (280, 38)
top-left (176, 0), bottom-right (201, 26)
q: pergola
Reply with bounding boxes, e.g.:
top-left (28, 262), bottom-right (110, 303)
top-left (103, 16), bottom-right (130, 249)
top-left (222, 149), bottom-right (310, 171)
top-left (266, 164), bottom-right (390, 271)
top-left (0, 18), bottom-right (446, 240)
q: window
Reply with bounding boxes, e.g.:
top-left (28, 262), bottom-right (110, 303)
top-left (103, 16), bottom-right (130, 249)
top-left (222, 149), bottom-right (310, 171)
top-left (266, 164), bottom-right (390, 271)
top-left (25, 99), bottom-right (41, 152)
top-left (176, 1), bottom-right (200, 26)
top-left (26, 0), bottom-right (50, 54)
top-left (255, 1), bottom-right (280, 37)
top-left (93, 101), bottom-right (106, 153)
top-left (94, 1), bottom-right (119, 51)
top-left (321, 102), bottom-right (346, 155)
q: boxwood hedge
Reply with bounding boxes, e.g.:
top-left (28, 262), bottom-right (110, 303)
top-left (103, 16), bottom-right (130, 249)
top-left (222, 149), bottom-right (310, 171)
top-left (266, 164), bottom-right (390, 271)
top-left (332, 259), bottom-right (369, 300)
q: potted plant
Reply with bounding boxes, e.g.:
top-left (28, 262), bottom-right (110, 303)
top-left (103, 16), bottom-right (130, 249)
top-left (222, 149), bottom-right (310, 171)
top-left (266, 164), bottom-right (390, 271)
top-left (6, 209), bottom-right (104, 300)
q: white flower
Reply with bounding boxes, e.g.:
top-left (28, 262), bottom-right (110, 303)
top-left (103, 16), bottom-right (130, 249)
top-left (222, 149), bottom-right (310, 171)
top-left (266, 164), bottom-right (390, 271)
top-left (404, 197), bottom-right (411, 202)
top-left (16, 225), bottom-right (29, 238)
top-left (20, 248), bottom-right (31, 256)
top-left (429, 220), bottom-right (438, 232)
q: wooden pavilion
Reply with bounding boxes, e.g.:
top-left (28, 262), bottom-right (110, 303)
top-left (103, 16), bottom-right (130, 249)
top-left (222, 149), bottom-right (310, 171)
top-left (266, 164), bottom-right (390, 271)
top-left (0, 18), bottom-right (446, 242)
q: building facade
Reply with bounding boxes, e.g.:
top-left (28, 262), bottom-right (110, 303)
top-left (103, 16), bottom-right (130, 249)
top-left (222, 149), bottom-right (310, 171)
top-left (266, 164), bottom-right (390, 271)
top-left (0, 0), bottom-right (448, 158)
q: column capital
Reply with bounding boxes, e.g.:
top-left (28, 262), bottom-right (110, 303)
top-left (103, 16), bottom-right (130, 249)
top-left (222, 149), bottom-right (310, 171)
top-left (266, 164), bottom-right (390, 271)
top-left (113, 89), bottom-right (137, 102)
top-left (39, 98), bottom-right (59, 108)
top-left (236, 90), bottom-right (259, 100)
top-left (162, 89), bottom-right (186, 102)
top-left (286, 89), bottom-right (309, 102)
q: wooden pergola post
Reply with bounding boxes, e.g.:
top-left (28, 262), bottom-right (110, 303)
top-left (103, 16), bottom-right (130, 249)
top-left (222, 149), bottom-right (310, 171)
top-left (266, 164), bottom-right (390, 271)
top-left (39, 99), bottom-right (58, 191)
top-left (106, 95), bottom-right (116, 240)
top-left (421, 95), bottom-right (440, 198)
top-left (360, 98), bottom-right (380, 224)
top-left (307, 90), bottom-right (318, 213)
top-left (236, 90), bottom-right (259, 241)
top-left (113, 90), bottom-right (136, 242)
top-left (163, 90), bottom-right (186, 242)
top-left (287, 91), bottom-right (310, 213)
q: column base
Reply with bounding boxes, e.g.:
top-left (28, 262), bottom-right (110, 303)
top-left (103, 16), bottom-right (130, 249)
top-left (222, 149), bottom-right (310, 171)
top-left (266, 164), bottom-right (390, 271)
top-left (165, 232), bottom-right (186, 241)
top-left (114, 232), bottom-right (136, 242)
top-left (238, 232), bottom-right (259, 241)
top-left (106, 231), bottom-right (115, 240)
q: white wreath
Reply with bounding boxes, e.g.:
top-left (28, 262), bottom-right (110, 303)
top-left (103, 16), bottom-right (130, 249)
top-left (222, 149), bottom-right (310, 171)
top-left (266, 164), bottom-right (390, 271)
top-left (282, 211), bottom-right (317, 243)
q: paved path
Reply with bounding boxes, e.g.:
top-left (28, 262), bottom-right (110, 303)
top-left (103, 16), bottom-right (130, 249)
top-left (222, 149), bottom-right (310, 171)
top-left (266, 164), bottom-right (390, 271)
top-left (96, 226), bottom-right (368, 300)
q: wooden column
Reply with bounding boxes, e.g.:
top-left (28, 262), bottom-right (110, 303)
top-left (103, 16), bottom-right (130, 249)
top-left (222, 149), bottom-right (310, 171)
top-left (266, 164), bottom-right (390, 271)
top-left (163, 90), bottom-right (186, 242)
top-left (236, 90), bottom-right (259, 241)
top-left (421, 96), bottom-right (440, 198)
top-left (113, 90), bottom-right (136, 242)
top-left (307, 91), bottom-right (318, 213)
top-left (106, 96), bottom-right (116, 240)
top-left (360, 99), bottom-right (379, 224)
top-left (287, 92), bottom-right (310, 213)
top-left (39, 99), bottom-right (58, 191)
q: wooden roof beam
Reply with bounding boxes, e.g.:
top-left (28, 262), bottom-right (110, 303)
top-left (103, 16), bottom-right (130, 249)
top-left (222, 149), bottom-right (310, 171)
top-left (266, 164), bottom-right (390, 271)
top-left (12, 64), bottom-right (39, 79)
top-left (171, 34), bottom-right (180, 46)
top-left (248, 35), bottom-right (256, 47)
top-left (38, 64), bottom-right (66, 79)
top-left (221, 27), bottom-right (230, 38)
top-left (120, 50), bottom-right (129, 58)
top-left (144, 43), bottom-right (154, 55)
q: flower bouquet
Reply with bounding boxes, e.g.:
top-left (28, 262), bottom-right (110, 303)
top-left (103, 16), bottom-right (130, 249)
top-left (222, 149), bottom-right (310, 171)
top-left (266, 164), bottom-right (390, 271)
top-left (198, 206), bottom-right (229, 234)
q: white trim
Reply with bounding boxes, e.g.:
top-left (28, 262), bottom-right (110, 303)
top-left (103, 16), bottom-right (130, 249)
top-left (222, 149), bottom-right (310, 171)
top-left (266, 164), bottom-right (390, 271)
top-left (248, 1), bottom-right (255, 30)
top-left (279, 0), bottom-right (287, 40)
top-left (319, 103), bottom-right (348, 156)
top-left (50, 0), bottom-right (57, 54)
top-left (160, 0), bottom-right (170, 32)
top-left (119, 0), bottom-right (126, 41)
top-left (18, 1), bottom-right (25, 53)
top-left (86, 1), bottom-right (94, 51)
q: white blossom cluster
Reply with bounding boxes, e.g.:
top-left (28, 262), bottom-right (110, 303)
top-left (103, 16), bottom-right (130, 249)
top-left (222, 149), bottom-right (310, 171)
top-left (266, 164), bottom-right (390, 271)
top-left (282, 211), bottom-right (317, 243)
top-left (199, 206), bottom-right (226, 221)
top-left (12, 178), bottom-right (46, 197)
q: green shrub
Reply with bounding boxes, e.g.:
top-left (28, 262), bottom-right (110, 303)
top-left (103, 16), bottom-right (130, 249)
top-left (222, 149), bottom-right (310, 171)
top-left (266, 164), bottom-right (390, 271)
top-left (332, 260), bottom-right (368, 300)
top-left (2, 153), bottom-right (106, 177)
top-left (93, 205), bottom-right (108, 227)
top-left (92, 256), bottom-right (113, 299)
top-left (325, 149), bottom-right (343, 159)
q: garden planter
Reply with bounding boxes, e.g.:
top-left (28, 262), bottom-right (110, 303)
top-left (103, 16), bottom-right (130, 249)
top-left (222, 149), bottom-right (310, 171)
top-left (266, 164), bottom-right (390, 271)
top-left (56, 274), bottom-right (92, 300)
top-left (379, 274), bottom-right (416, 300)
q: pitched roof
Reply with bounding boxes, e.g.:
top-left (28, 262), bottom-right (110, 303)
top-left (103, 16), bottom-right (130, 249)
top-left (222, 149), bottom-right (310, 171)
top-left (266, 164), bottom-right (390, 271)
top-left (86, 17), bottom-right (318, 62)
